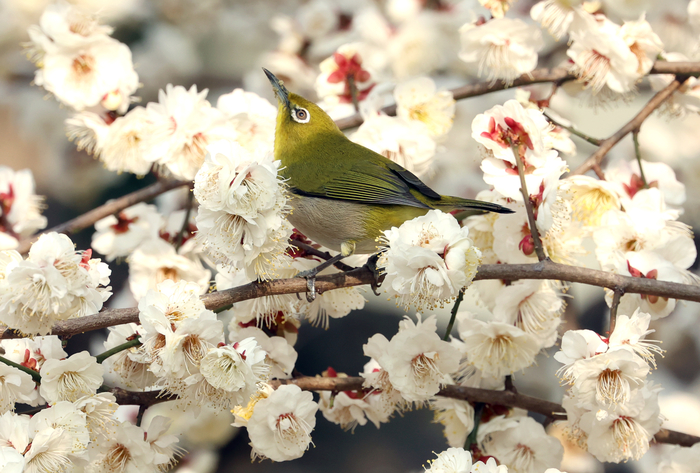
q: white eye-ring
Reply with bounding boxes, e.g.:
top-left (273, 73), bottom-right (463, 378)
top-left (291, 107), bottom-right (310, 123)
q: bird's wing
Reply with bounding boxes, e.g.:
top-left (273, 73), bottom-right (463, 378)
top-left (290, 155), bottom-right (439, 209)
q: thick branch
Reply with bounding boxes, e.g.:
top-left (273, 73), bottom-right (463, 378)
top-left (571, 78), bottom-right (682, 176)
top-left (10, 259), bottom-right (700, 341)
top-left (271, 376), bottom-right (699, 447)
top-left (16, 179), bottom-right (188, 254)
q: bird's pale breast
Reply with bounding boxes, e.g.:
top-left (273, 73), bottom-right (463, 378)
top-left (287, 194), bottom-right (381, 254)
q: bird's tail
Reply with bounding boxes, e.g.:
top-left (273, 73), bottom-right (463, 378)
top-left (433, 196), bottom-right (514, 215)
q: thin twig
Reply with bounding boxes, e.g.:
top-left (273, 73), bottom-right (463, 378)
top-left (465, 402), bottom-right (485, 450)
top-left (571, 78), bottom-right (683, 176)
top-left (513, 146), bottom-right (546, 261)
top-left (289, 241), bottom-right (357, 272)
top-left (174, 187), bottom-right (195, 252)
top-left (0, 355), bottom-right (41, 383)
top-left (609, 287), bottom-right (624, 334)
top-left (7, 259), bottom-right (700, 340)
top-left (443, 289), bottom-right (465, 341)
top-left (95, 337), bottom-right (142, 364)
top-left (16, 179), bottom-right (188, 254)
top-left (632, 130), bottom-right (648, 188)
top-left (543, 111), bottom-right (602, 146)
top-left (135, 404), bottom-right (147, 427)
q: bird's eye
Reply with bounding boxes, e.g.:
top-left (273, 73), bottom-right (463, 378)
top-left (292, 107), bottom-right (310, 124)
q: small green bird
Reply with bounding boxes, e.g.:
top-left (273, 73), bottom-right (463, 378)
top-left (263, 69), bottom-right (511, 296)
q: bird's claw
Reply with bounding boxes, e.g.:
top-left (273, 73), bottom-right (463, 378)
top-left (305, 277), bottom-right (316, 302)
top-left (364, 252), bottom-right (385, 297)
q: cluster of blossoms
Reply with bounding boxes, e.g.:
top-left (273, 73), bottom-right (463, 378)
top-left (193, 140), bottom-right (291, 280)
top-left (555, 309), bottom-right (664, 462)
top-left (105, 278), bottom-right (322, 462)
top-left (562, 152), bottom-right (695, 319)
top-left (0, 232), bottom-right (111, 335)
top-left (379, 210), bottom-right (481, 311)
top-left (0, 333), bottom-right (181, 472)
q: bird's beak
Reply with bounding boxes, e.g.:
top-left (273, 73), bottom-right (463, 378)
top-left (263, 68), bottom-right (291, 110)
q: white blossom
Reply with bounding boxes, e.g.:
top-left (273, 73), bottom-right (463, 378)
top-left (478, 415), bottom-right (564, 473)
top-left (230, 327), bottom-right (297, 379)
top-left (145, 84), bottom-right (237, 180)
top-left (459, 318), bottom-right (540, 378)
top-left (460, 18), bottom-right (543, 85)
top-left (40, 351), bottom-right (104, 403)
top-left (379, 210), bottom-right (481, 311)
top-left (86, 421), bottom-right (154, 473)
top-left (567, 16), bottom-right (639, 95)
top-left (0, 363), bottom-right (37, 413)
top-left (216, 89), bottom-right (277, 155)
top-left (33, 35), bottom-right (138, 112)
top-left (531, 0), bottom-right (585, 39)
top-left (364, 315), bottom-right (460, 403)
top-left (128, 238), bottom-right (211, 301)
top-left (351, 115), bottom-right (436, 177)
top-left (246, 384), bottom-right (318, 462)
top-left (0, 167), bottom-right (47, 250)
top-left (193, 140), bottom-right (285, 219)
top-left (92, 203), bottom-right (163, 262)
top-left (394, 77), bottom-right (455, 138)
top-left (98, 107), bottom-right (156, 176)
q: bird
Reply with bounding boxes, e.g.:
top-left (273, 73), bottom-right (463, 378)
top-left (263, 68), bottom-right (512, 299)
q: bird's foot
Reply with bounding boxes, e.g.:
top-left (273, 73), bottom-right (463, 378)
top-left (364, 252), bottom-right (385, 296)
top-left (295, 253), bottom-right (347, 302)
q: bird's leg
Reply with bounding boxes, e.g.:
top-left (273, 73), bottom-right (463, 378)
top-left (364, 251), bottom-right (385, 296)
top-left (296, 253), bottom-right (346, 302)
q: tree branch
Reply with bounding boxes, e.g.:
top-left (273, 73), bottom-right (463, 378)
top-left (571, 78), bottom-right (682, 176)
top-left (334, 61), bottom-right (700, 130)
top-left (513, 145), bottom-right (546, 261)
top-left (16, 179), bottom-right (188, 254)
top-left (6, 260), bottom-right (698, 341)
top-left (270, 376), bottom-right (699, 447)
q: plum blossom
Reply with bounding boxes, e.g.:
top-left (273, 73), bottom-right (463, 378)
top-left (459, 18), bottom-right (543, 86)
top-left (145, 84), bottom-right (237, 180)
top-left (351, 115), bottom-right (437, 177)
top-left (316, 43), bottom-right (377, 110)
top-left (194, 141), bottom-right (291, 280)
top-left (394, 77), bottom-right (455, 138)
top-left (478, 414), bottom-right (564, 473)
top-left (245, 384), bottom-right (318, 462)
top-left (92, 202), bottom-right (163, 262)
top-left (0, 167), bottom-right (47, 251)
top-left (216, 88), bottom-right (277, 156)
top-left (379, 210), bottom-right (481, 311)
top-left (39, 351), bottom-right (104, 403)
top-left (97, 106), bottom-right (157, 176)
top-left (531, 0), bottom-right (586, 39)
top-left (364, 315), bottom-right (460, 403)
top-left (128, 238), bottom-right (211, 301)
top-left (26, 2), bottom-right (137, 113)
top-left (567, 16), bottom-right (639, 95)
top-left (0, 233), bottom-right (111, 335)
top-left (458, 317), bottom-right (540, 378)
top-left (472, 100), bottom-right (552, 170)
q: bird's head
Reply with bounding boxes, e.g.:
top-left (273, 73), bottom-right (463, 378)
top-left (263, 68), bottom-right (342, 160)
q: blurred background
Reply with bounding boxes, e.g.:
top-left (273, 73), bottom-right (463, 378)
top-left (1, 0), bottom-right (700, 472)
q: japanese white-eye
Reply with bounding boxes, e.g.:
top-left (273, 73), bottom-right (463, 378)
top-left (264, 68), bottom-right (512, 260)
